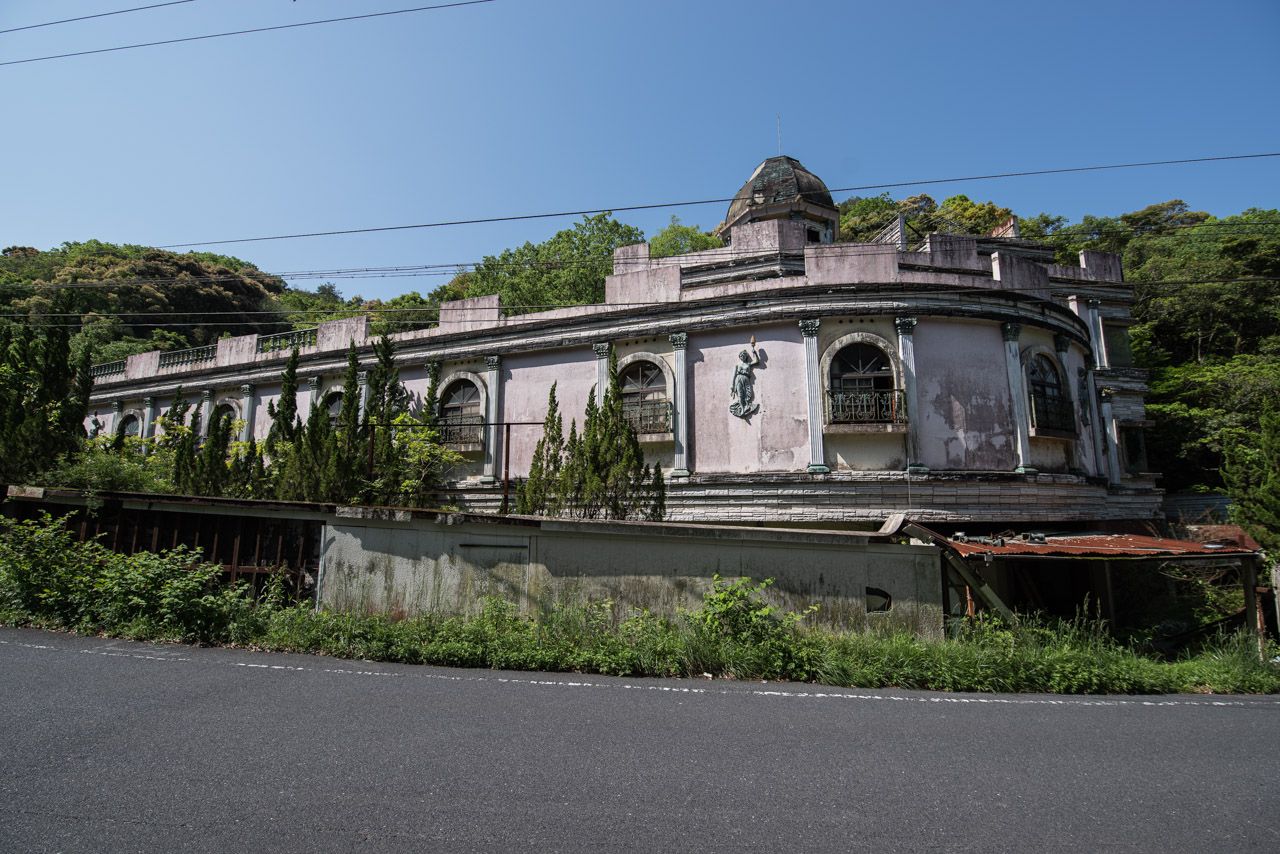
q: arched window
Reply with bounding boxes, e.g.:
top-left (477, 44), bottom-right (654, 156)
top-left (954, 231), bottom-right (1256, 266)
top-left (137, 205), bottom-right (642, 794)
top-left (118, 414), bottom-right (140, 438)
top-left (1028, 355), bottom-right (1073, 432)
top-left (211, 403), bottom-right (236, 429)
top-left (619, 360), bottom-right (670, 434)
top-left (439, 379), bottom-right (483, 445)
top-left (324, 391), bottom-right (344, 428)
top-left (827, 344), bottom-right (903, 424)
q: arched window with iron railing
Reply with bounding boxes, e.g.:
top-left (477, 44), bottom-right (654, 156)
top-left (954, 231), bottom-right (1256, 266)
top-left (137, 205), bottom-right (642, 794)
top-left (827, 343), bottom-right (905, 425)
top-left (439, 379), bottom-right (484, 445)
top-left (619, 360), bottom-right (672, 434)
top-left (1028, 354), bottom-right (1074, 432)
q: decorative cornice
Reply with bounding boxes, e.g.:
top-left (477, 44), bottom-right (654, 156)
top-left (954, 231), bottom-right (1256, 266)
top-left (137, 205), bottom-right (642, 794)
top-left (894, 316), bottom-right (917, 335)
top-left (798, 318), bottom-right (820, 338)
top-left (669, 332), bottom-right (688, 350)
top-left (1002, 322), bottom-right (1022, 342)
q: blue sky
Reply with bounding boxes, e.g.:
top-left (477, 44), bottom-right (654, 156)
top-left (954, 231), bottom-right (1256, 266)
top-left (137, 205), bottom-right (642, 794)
top-left (3, 0), bottom-right (1277, 302)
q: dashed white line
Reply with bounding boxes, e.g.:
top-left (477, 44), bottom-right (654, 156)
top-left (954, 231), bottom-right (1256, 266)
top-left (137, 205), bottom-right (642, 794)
top-left (4, 634), bottom-right (1278, 708)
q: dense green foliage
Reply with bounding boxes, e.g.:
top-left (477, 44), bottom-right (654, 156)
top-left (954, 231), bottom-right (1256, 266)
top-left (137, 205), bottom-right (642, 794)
top-left (1223, 405), bottom-right (1280, 552)
top-left (519, 357), bottom-right (664, 521)
top-left (0, 319), bottom-right (92, 486)
top-left (437, 213), bottom-right (644, 314)
top-left (2, 521), bottom-right (1275, 693)
top-left (0, 241), bottom-right (287, 360)
top-left (648, 215), bottom-right (723, 258)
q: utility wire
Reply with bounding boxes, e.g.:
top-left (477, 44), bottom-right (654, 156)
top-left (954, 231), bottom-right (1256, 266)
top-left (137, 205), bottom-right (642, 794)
top-left (4, 219), bottom-right (1277, 293)
top-left (152, 153), bottom-right (1280, 250)
top-left (0, 0), bottom-right (495, 67)
top-left (0, 1), bottom-right (196, 36)
top-left (4, 277), bottom-right (1277, 328)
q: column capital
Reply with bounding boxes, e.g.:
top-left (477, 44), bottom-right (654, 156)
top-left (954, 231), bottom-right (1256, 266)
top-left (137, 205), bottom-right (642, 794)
top-left (894, 316), bottom-right (918, 335)
top-left (307, 376), bottom-right (321, 392)
top-left (1099, 388), bottom-right (1115, 402)
top-left (200, 389), bottom-right (213, 401)
top-left (484, 355), bottom-right (501, 371)
top-left (1054, 333), bottom-right (1071, 354)
top-left (669, 332), bottom-right (688, 350)
top-left (1086, 298), bottom-right (1101, 310)
top-left (143, 396), bottom-right (155, 408)
top-left (356, 371), bottom-right (369, 387)
top-left (798, 318), bottom-right (820, 338)
top-left (1001, 322), bottom-right (1022, 342)
top-left (240, 384), bottom-right (255, 397)
top-left (112, 400), bottom-right (123, 413)
top-left (592, 342), bottom-right (612, 359)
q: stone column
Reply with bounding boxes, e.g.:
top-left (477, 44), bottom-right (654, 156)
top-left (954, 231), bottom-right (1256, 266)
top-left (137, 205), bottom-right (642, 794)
top-left (896, 317), bottom-right (926, 473)
top-left (240, 384), bottom-right (256, 443)
top-left (593, 342), bottom-right (611, 407)
top-left (356, 371), bottom-right (370, 420)
top-left (482, 355), bottom-right (502, 482)
top-left (669, 332), bottom-right (691, 477)
top-left (1099, 388), bottom-right (1121, 485)
top-left (1054, 334), bottom-right (1079, 470)
top-left (307, 376), bottom-right (321, 424)
top-left (111, 400), bottom-right (123, 436)
top-left (141, 396), bottom-right (156, 455)
top-left (198, 389), bottom-right (213, 440)
top-left (1087, 299), bottom-right (1108, 369)
top-left (1002, 322), bottom-right (1035, 475)
top-left (800, 319), bottom-right (829, 474)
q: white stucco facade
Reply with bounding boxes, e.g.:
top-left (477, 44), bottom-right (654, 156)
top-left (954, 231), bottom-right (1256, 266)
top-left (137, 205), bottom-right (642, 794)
top-left (86, 159), bottom-right (1159, 528)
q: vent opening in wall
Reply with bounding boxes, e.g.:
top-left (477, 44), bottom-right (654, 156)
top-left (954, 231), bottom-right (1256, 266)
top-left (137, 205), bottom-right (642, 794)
top-left (866, 587), bottom-right (892, 613)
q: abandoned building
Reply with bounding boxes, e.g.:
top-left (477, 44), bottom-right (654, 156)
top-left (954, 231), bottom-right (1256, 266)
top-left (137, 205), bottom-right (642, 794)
top-left (85, 155), bottom-right (1159, 530)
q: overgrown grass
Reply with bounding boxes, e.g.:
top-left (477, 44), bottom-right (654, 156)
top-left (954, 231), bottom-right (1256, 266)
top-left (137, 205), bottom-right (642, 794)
top-left (2, 513), bottom-right (1277, 694)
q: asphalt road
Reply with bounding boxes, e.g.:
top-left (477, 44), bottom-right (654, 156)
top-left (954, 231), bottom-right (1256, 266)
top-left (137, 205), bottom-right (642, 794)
top-left (2, 626), bottom-right (1278, 853)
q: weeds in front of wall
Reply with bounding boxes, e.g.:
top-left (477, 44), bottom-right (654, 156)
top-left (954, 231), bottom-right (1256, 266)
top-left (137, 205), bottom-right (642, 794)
top-left (1, 514), bottom-right (1276, 694)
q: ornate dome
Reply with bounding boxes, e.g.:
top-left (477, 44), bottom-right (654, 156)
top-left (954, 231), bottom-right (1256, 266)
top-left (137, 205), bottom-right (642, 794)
top-left (716, 156), bottom-right (838, 240)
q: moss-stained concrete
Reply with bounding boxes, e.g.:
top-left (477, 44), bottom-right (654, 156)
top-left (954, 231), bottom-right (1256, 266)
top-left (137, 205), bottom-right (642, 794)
top-left (320, 510), bottom-right (944, 637)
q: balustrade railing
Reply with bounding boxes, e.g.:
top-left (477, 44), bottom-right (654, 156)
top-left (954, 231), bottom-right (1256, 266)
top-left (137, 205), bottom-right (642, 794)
top-left (826, 389), bottom-right (907, 425)
top-left (257, 328), bottom-right (318, 354)
top-left (439, 414), bottom-right (484, 445)
top-left (622, 399), bottom-right (672, 434)
top-left (1030, 394), bottom-right (1075, 432)
top-left (89, 360), bottom-right (127, 379)
top-left (157, 345), bottom-right (216, 370)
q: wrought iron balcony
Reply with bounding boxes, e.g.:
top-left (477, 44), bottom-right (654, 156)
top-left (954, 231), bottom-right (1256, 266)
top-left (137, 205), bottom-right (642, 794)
top-left (89, 360), bottom-right (126, 379)
top-left (622, 399), bottom-right (672, 434)
top-left (157, 345), bottom-right (216, 370)
top-left (257, 328), bottom-right (318, 354)
top-left (826, 389), bottom-right (907, 425)
top-left (1030, 394), bottom-right (1075, 433)
top-left (439, 414), bottom-right (484, 446)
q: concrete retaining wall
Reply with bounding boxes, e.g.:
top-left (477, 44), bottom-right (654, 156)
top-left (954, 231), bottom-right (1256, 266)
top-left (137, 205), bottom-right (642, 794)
top-left (320, 509), bottom-right (944, 636)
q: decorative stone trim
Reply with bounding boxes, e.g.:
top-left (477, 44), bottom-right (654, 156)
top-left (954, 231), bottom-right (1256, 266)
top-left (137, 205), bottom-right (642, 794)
top-left (895, 316), bottom-right (917, 335)
top-left (798, 318), bottom-right (821, 338)
top-left (668, 332), bottom-right (687, 350)
top-left (1002, 322), bottom-right (1022, 342)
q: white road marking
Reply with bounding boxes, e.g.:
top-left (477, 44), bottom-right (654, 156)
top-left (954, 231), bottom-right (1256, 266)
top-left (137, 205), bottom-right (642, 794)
top-left (4, 634), bottom-right (1279, 708)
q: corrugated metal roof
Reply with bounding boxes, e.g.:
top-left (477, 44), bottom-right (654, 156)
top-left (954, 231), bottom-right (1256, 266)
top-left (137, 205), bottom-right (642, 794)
top-left (946, 532), bottom-right (1257, 559)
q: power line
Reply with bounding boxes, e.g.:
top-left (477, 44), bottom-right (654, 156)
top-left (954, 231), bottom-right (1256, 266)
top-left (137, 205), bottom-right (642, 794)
top-left (0, 1), bottom-right (196, 36)
top-left (152, 153), bottom-right (1280, 250)
top-left (4, 218), bottom-right (1277, 293)
top-left (0, 0), bottom-right (495, 67)
top-left (4, 277), bottom-right (1276, 327)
